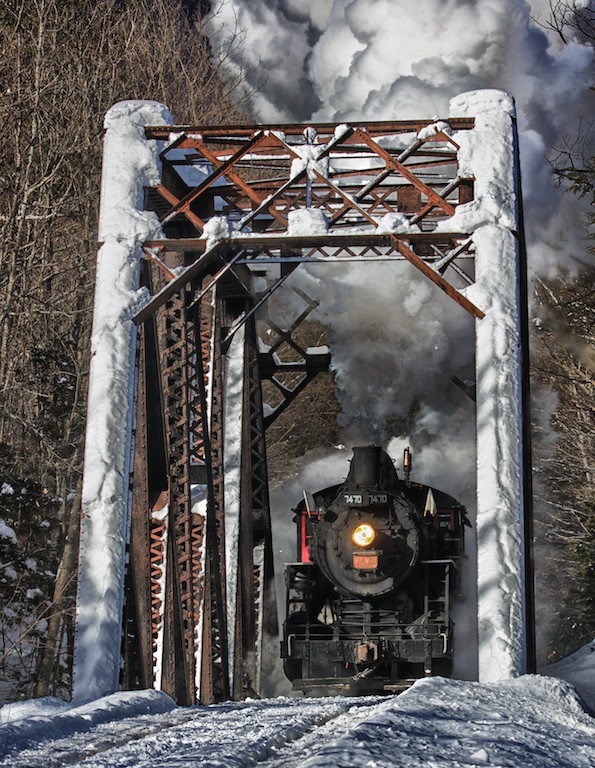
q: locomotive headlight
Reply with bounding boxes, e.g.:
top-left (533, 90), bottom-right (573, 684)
top-left (352, 523), bottom-right (376, 547)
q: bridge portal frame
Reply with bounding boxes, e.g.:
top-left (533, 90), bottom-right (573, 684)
top-left (73, 93), bottom-right (533, 705)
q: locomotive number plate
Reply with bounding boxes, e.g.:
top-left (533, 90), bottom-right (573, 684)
top-left (353, 553), bottom-right (379, 570)
top-left (344, 493), bottom-right (364, 505)
top-left (344, 492), bottom-right (388, 506)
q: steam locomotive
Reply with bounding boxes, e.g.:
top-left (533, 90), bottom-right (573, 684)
top-left (280, 445), bottom-right (470, 696)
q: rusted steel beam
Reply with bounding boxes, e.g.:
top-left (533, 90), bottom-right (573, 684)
top-left (144, 117), bottom-right (475, 141)
top-left (136, 234), bottom-right (478, 327)
top-left (149, 501), bottom-right (167, 688)
top-left (194, 137), bottom-right (292, 231)
top-left (352, 128), bottom-right (456, 217)
top-left (294, 170), bottom-right (483, 319)
top-left (236, 168), bottom-right (306, 231)
top-left (390, 236), bottom-right (484, 319)
top-left (160, 132), bottom-right (268, 227)
top-left (161, 289), bottom-right (197, 704)
top-left (125, 263), bottom-right (174, 693)
top-left (258, 289), bottom-right (332, 429)
top-left (243, 315), bottom-right (277, 693)
top-left (171, 288), bottom-right (229, 704)
top-left (142, 232), bottom-right (470, 251)
top-left (189, 296), bottom-right (215, 705)
top-left (134, 242), bottom-right (224, 325)
top-left (410, 177), bottom-right (464, 225)
top-left (161, 535), bottom-right (178, 698)
top-left (154, 184), bottom-right (206, 232)
top-left (205, 298), bottom-right (231, 701)
top-left (123, 323), bottom-right (153, 690)
top-left (143, 283), bottom-right (171, 693)
top-left (222, 266), bottom-right (297, 347)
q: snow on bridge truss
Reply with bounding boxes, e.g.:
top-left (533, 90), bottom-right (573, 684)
top-left (73, 90), bottom-right (534, 705)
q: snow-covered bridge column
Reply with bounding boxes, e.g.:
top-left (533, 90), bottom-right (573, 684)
top-left (73, 101), bottom-right (172, 702)
top-left (450, 90), bottom-right (532, 680)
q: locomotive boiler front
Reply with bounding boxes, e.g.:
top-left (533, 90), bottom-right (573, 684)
top-left (312, 446), bottom-right (421, 597)
top-left (281, 444), bottom-right (469, 695)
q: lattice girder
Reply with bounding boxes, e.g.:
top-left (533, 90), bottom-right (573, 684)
top-left (147, 120), bottom-right (471, 237)
top-left (138, 118), bottom-right (485, 323)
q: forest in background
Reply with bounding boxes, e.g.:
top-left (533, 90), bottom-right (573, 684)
top-left (0, 0), bottom-right (592, 701)
top-left (0, 0), bottom-right (251, 701)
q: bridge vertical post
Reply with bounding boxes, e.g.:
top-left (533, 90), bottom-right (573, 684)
top-left (72, 101), bottom-right (172, 703)
top-left (450, 90), bottom-right (535, 680)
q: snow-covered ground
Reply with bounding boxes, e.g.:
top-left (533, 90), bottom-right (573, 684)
top-left (1, 643), bottom-right (594, 767)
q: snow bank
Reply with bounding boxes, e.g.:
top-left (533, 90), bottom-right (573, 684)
top-left (2, 676), bottom-right (594, 767)
top-left (0, 690), bottom-right (175, 758)
top-left (294, 676), bottom-right (595, 768)
top-left (0, 696), bottom-right (70, 725)
top-left (73, 101), bottom-right (173, 702)
top-left (542, 639), bottom-right (595, 715)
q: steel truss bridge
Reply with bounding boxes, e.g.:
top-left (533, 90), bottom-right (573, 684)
top-left (74, 101), bottom-right (534, 705)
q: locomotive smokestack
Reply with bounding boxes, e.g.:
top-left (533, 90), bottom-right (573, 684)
top-left (351, 446), bottom-right (383, 489)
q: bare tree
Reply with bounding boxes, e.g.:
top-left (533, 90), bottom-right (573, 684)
top-left (531, 271), bottom-right (595, 660)
top-left (526, 0), bottom-right (595, 664)
top-left (0, 0), bottom-right (252, 700)
top-left (542, 0), bottom-right (595, 44)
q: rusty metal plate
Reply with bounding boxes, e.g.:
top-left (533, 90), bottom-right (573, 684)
top-left (353, 552), bottom-right (379, 570)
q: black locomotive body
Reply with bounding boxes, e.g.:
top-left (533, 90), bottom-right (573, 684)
top-left (281, 445), bottom-right (469, 696)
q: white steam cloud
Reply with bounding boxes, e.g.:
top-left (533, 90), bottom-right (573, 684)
top-left (210, 1), bottom-right (592, 126)
top-left (318, 263), bottom-right (475, 441)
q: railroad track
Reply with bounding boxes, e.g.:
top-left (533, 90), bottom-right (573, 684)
top-left (0, 696), bottom-right (386, 768)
